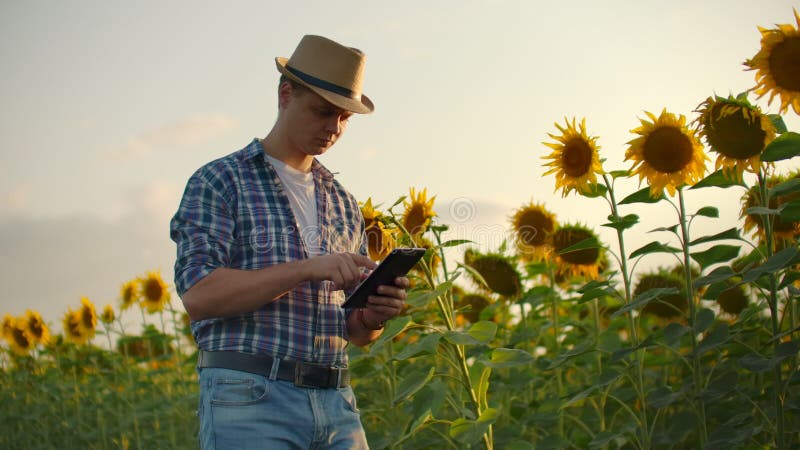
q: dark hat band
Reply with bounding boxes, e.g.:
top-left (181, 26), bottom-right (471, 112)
top-left (285, 65), bottom-right (357, 99)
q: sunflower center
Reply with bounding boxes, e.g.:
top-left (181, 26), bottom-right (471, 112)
top-left (144, 279), bottom-right (163, 302)
top-left (471, 257), bottom-right (521, 297)
top-left (553, 228), bottom-right (599, 265)
top-left (768, 36), bottom-right (800, 91)
top-left (561, 138), bottom-right (594, 177)
top-left (707, 105), bottom-right (766, 159)
top-left (81, 308), bottom-right (94, 329)
top-left (29, 319), bottom-right (44, 339)
top-left (11, 327), bottom-right (30, 349)
top-left (404, 205), bottom-right (427, 235)
top-left (366, 224), bottom-right (384, 250)
top-left (642, 127), bottom-right (693, 173)
top-left (518, 210), bottom-right (554, 246)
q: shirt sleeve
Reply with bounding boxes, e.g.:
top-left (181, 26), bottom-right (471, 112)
top-left (170, 167), bottom-right (236, 297)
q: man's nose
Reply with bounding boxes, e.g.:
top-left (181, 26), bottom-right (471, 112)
top-left (325, 116), bottom-right (344, 134)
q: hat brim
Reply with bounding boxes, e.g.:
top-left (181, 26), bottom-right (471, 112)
top-left (275, 57), bottom-right (374, 114)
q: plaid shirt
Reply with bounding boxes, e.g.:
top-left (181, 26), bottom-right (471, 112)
top-left (170, 139), bottom-right (365, 366)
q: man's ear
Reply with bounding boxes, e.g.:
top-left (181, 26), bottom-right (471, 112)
top-left (278, 81), bottom-right (293, 109)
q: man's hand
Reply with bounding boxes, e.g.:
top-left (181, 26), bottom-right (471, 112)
top-left (362, 276), bottom-right (410, 328)
top-left (304, 252), bottom-right (377, 291)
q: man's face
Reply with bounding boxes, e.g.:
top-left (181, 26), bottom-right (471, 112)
top-left (280, 83), bottom-right (354, 157)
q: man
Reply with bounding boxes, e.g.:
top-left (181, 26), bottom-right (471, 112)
top-left (170, 35), bottom-right (409, 449)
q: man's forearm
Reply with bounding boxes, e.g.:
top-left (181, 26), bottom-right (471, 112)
top-left (181, 261), bottom-right (309, 321)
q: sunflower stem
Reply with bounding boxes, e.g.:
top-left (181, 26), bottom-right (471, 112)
top-left (677, 187), bottom-right (708, 447)
top-left (757, 170), bottom-right (786, 450)
top-left (602, 173), bottom-right (650, 448)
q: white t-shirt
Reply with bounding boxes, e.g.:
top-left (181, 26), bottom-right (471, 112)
top-left (265, 154), bottom-right (322, 256)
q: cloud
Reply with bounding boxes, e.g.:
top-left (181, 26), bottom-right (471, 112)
top-left (0, 182), bottom-right (182, 335)
top-left (106, 114), bottom-right (236, 160)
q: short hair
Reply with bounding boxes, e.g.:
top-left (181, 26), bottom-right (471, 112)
top-left (279, 74), bottom-right (310, 97)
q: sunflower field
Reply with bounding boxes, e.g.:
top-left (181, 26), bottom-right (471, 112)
top-left (3, 9), bottom-right (800, 450)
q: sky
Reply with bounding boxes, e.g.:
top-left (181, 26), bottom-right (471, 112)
top-left (1, 0), bottom-right (799, 334)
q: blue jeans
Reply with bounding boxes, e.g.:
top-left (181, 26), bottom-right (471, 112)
top-left (197, 367), bottom-right (369, 449)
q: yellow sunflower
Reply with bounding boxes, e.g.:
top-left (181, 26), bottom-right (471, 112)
top-left (120, 280), bottom-right (140, 311)
top-left (100, 304), bottom-right (116, 325)
top-left (695, 95), bottom-right (776, 177)
top-left (360, 197), bottom-right (382, 229)
top-left (740, 171), bottom-right (800, 240)
top-left (543, 117), bottom-right (604, 197)
top-left (551, 224), bottom-right (604, 280)
top-left (2, 313), bottom-right (14, 340)
top-left (24, 310), bottom-right (50, 346)
top-left (139, 271), bottom-right (171, 313)
top-left (744, 9), bottom-right (800, 115)
top-left (78, 297), bottom-right (97, 338)
top-left (6, 317), bottom-right (34, 356)
top-left (364, 220), bottom-right (397, 261)
top-left (634, 272), bottom-right (688, 319)
top-left (62, 309), bottom-right (89, 345)
top-left (626, 109), bottom-right (708, 197)
top-left (401, 188), bottom-right (436, 236)
top-left (464, 249), bottom-right (522, 298)
top-left (511, 201), bottom-right (557, 261)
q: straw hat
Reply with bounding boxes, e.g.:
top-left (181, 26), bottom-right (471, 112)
top-left (275, 35), bottom-right (374, 114)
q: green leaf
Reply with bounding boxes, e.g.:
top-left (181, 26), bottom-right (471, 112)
top-left (761, 131), bottom-right (800, 162)
top-left (393, 333), bottom-right (442, 360)
top-left (689, 227), bottom-right (741, 246)
top-left (612, 287), bottom-right (679, 318)
top-left (519, 285), bottom-right (553, 305)
top-left (694, 308), bottom-right (716, 333)
top-left (648, 386), bottom-right (683, 409)
top-left (663, 322), bottom-right (690, 345)
top-left (579, 182), bottom-right (608, 198)
top-left (775, 341), bottom-right (799, 361)
top-left (694, 206), bottom-right (719, 218)
top-left (619, 186), bottom-right (664, 204)
top-left (562, 385), bottom-right (598, 409)
top-left (739, 352), bottom-right (774, 372)
top-left (393, 366), bottom-right (435, 405)
top-left (369, 315), bottom-right (412, 352)
top-left (690, 244), bottom-right (740, 270)
top-left (649, 224), bottom-right (679, 234)
top-left (482, 348), bottom-right (535, 368)
top-left (739, 246), bottom-right (800, 284)
top-left (768, 113), bottom-right (788, 134)
top-left (694, 266), bottom-right (737, 289)
top-left (602, 213), bottom-right (639, 231)
top-left (779, 199), bottom-right (800, 222)
top-left (443, 330), bottom-right (485, 346)
top-left (630, 241), bottom-right (680, 259)
top-left (694, 324), bottom-right (729, 356)
top-left (609, 170), bottom-right (630, 179)
top-left (769, 177), bottom-right (800, 197)
top-left (437, 239), bottom-right (473, 249)
top-left (578, 287), bottom-right (615, 304)
top-left (690, 169), bottom-right (746, 190)
top-left (449, 408), bottom-right (498, 444)
top-left (406, 282), bottom-right (452, 309)
top-left (468, 321), bottom-right (497, 343)
top-left (546, 340), bottom-right (595, 369)
top-left (557, 236), bottom-right (603, 256)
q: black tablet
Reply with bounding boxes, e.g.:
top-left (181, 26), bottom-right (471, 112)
top-left (342, 247), bottom-right (426, 309)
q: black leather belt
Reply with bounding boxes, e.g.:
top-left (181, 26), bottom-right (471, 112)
top-left (198, 350), bottom-right (350, 389)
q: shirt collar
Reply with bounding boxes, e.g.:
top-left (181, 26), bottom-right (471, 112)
top-left (248, 138), bottom-right (335, 183)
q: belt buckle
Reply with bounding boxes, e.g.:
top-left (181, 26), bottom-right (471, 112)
top-left (294, 362), bottom-right (323, 389)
